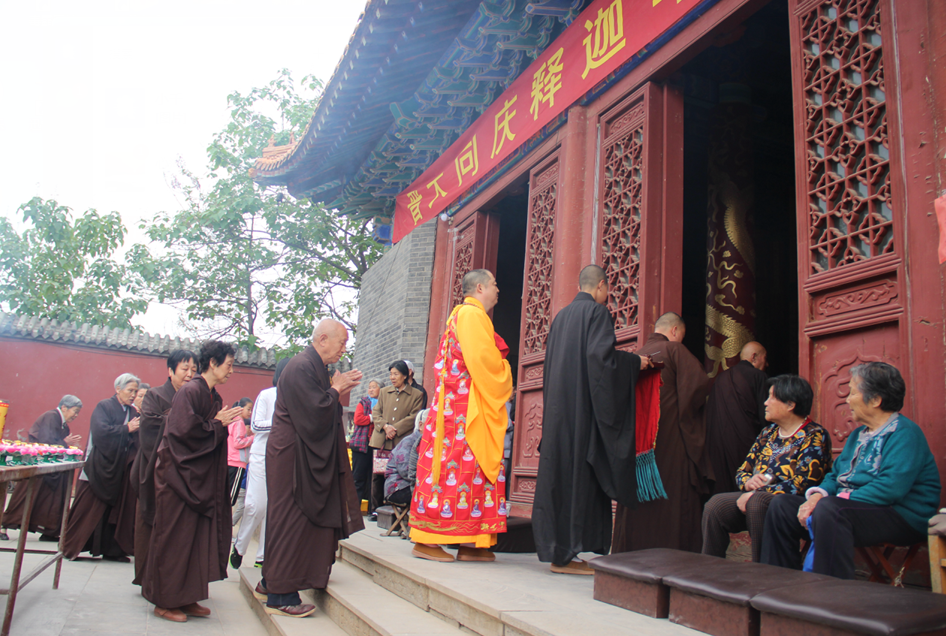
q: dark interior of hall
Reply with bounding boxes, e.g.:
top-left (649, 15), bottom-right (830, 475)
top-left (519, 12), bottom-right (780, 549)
top-left (675, 0), bottom-right (798, 377)
top-left (490, 191), bottom-right (529, 381)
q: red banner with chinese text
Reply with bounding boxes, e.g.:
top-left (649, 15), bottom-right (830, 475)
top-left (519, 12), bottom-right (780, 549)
top-left (392, 0), bottom-right (703, 242)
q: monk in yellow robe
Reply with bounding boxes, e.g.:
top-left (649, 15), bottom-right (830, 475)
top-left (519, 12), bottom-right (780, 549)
top-left (410, 269), bottom-right (513, 562)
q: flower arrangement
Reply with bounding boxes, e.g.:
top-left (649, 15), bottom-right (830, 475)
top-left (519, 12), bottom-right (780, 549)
top-left (0, 440), bottom-right (83, 466)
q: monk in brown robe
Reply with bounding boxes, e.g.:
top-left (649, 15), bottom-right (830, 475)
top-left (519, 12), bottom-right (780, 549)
top-left (705, 341), bottom-right (768, 495)
top-left (613, 312), bottom-right (711, 553)
top-left (130, 349), bottom-right (196, 585)
top-left (256, 320), bottom-right (364, 618)
top-left (63, 374), bottom-right (141, 561)
top-left (142, 340), bottom-right (243, 622)
top-left (3, 396), bottom-right (83, 540)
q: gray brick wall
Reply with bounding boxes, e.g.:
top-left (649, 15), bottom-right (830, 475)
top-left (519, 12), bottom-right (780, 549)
top-left (350, 218), bottom-right (437, 403)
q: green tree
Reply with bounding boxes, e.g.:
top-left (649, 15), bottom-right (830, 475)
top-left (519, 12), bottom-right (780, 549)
top-left (131, 69), bottom-right (384, 350)
top-left (0, 197), bottom-right (146, 328)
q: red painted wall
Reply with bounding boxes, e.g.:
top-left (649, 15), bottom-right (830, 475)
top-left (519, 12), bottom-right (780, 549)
top-left (0, 337), bottom-right (275, 443)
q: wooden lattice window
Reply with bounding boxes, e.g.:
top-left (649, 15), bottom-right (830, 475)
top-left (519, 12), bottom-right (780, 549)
top-left (450, 231), bottom-right (474, 309)
top-left (801, 0), bottom-right (893, 273)
top-left (600, 98), bottom-right (646, 330)
top-left (522, 160), bottom-right (558, 355)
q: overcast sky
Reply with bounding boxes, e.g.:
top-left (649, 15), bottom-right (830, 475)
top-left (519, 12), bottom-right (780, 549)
top-left (0, 0), bottom-right (366, 341)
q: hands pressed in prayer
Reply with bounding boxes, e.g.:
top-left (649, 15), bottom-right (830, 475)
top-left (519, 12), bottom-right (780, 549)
top-left (127, 417), bottom-right (141, 433)
top-left (64, 434), bottom-right (82, 446)
top-left (215, 407), bottom-right (244, 427)
top-left (331, 369), bottom-right (363, 397)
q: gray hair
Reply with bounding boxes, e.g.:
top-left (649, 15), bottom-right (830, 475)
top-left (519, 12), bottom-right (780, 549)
top-left (114, 373), bottom-right (141, 391)
top-left (461, 269), bottom-right (493, 297)
top-left (58, 395), bottom-right (82, 410)
top-left (369, 379), bottom-right (385, 389)
top-left (850, 362), bottom-right (905, 413)
top-left (138, 383), bottom-right (151, 391)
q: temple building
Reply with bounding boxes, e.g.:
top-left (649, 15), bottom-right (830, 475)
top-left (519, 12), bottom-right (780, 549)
top-left (252, 0), bottom-right (946, 516)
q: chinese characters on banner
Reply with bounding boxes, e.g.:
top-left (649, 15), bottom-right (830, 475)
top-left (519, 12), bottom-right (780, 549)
top-left (393, 0), bottom-right (703, 242)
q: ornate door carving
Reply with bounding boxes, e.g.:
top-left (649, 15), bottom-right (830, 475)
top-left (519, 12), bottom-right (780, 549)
top-left (596, 82), bottom-right (683, 351)
top-left (788, 0), bottom-right (908, 447)
top-left (509, 153), bottom-right (560, 512)
top-left (443, 211), bottom-right (500, 325)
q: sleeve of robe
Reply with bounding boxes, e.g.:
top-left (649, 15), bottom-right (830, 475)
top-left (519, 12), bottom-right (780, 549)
top-left (668, 343), bottom-right (711, 479)
top-left (281, 349), bottom-right (350, 529)
top-left (456, 301), bottom-right (513, 482)
top-left (29, 411), bottom-right (67, 446)
top-left (86, 398), bottom-right (131, 504)
top-left (584, 305), bottom-right (641, 508)
top-left (162, 384), bottom-right (228, 516)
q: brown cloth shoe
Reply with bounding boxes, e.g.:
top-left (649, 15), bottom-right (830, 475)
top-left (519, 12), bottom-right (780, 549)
top-left (180, 602), bottom-right (211, 617)
top-left (550, 560), bottom-right (593, 575)
top-left (253, 581), bottom-right (268, 601)
top-left (154, 607), bottom-right (187, 622)
top-left (411, 544), bottom-right (455, 562)
top-left (457, 547), bottom-right (496, 562)
top-left (265, 604), bottom-right (316, 618)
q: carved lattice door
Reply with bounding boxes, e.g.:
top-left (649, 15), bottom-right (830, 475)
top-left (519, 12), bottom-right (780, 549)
top-left (596, 82), bottom-right (684, 352)
top-left (443, 211), bottom-right (500, 326)
top-left (788, 0), bottom-right (908, 447)
top-left (509, 153), bottom-right (561, 512)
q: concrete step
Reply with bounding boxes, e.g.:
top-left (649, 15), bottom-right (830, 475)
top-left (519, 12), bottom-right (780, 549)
top-left (239, 560), bottom-right (464, 636)
top-left (338, 527), bottom-right (701, 636)
top-left (239, 567), bottom-right (348, 636)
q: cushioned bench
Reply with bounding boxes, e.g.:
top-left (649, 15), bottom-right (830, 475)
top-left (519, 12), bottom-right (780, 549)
top-left (751, 578), bottom-right (946, 636)
top-left (661, 559), bottom-right (832, 636)
top-left (589, 549), bottom-right (729, 617)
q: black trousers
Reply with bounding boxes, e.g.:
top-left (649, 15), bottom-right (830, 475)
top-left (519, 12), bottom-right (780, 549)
top-left (350, 449), bottom-right (373, 505)
top-left (386, 487), bottom-right (412, 506)
top-left (701, 490), bottom-right (774, 563)
top-left (760, 494), bottom-right (926, 579)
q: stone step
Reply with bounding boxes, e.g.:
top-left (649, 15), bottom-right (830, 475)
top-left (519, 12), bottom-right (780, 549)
top-left (239, 567), bottom-right (348, 636)
top-left (338, 527), bottom-right (701, 636)
top-left (239, 560), bottom-right (465, 636)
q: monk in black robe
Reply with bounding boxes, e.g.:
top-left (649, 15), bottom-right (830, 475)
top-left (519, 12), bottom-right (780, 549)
top-left (142, 341), bottom-right (243, 623)
top-left (533, 265), bottom-right (652, 574)
top-left (613, 313), bottom-right (711, 553)
top-left (705, 341), bottom-right (768, 495)
top-left (131, 349), bottom-right (196, 585)
top-left (63, 374), bottom-right (141, 560)
top-left (258, 320), bottom-right (363, 618)
top-left (3, 396), bottom-right (83, 540)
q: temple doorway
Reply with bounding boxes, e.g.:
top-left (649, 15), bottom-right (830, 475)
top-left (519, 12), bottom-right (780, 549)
top-left (490, 190), bottom-right (529, 382)
top-left (678, 0), bottom-right (799, 377)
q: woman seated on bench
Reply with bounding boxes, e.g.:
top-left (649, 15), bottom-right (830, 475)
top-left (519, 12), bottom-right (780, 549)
top-left (761, 362), bottom-right (941, 579)
top-left (384, 409), bottom-right (427, 506)
top-left (702, 375), bottom-right (832, 562)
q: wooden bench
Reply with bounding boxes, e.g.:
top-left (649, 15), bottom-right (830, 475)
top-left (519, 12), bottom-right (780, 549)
top-left (591, 549), bottom-right (946, 636)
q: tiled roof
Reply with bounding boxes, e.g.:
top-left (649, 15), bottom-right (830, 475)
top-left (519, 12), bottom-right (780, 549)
top-left (0, 312), bottom-right (278, 369)
top-left (252, 0), bottom-right (587, 220)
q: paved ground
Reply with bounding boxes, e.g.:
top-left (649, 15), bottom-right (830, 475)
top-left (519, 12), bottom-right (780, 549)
top-left (0, 529), bottom-right (267, 636)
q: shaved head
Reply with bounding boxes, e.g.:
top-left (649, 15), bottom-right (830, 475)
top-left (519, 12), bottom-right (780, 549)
top-left (312, 319), bottom-right (345, 341)
top-left (579, 265), bottom-right (607, 291)
top-left (654, 312), bottom-right (684, 331)
top-left (311, 319), bottom-right (349, 364)
top-left (740, 340), bottom-right (768, 371)
top-left (740, 341), bottom-right (765, 361)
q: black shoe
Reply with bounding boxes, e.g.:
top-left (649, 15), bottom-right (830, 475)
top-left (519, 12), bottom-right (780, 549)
top-left (368, 513), bottom-right (378, 522)
top-left (39, 534), bottom-right (59, 542)
top-left (255, 560), bottom-right (264, 568)
top-left (230, 547), bottom-right (243, 569)
top-left (102, 554), bottom-right (130, 563)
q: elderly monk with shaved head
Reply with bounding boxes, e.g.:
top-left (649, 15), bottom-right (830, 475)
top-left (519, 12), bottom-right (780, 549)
top-left (705, 341), bottom-right (769, 495)
top-left (613, 312), bottom-right (711, 553)
top-left (255, 320), bottom-right (364, 618)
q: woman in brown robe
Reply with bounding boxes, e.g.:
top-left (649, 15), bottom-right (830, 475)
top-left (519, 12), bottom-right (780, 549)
top-left (2, 396), bottom-right (83, 540)
top-left (142, 340), bottom-right (243, 623)
top-left (62, 374), bottom-right (140, 561)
